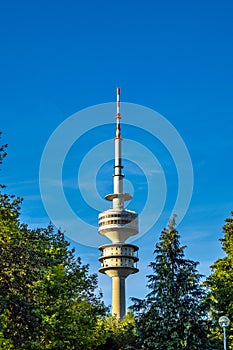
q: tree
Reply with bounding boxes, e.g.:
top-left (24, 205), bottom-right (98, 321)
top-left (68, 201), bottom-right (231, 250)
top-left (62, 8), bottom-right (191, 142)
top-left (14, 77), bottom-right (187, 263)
top-left (29, 225), bottom-right (107, 350)
top-left (204, 212), bottom-right (233, 349)
top-left (0, 203), bottom-right (107, 349)
top-left (0, 135), bottom-right (107, 349)
top-left (0, 212), bottom-right (107, 349)
top-left (94, 312), bottom-right (139, 350)
top-left (132, 216), bottom-right (210, 350)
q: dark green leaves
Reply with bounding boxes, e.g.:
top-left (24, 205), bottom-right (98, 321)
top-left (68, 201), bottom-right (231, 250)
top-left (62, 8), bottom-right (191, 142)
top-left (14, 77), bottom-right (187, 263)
top-left (132, 217), bottom-right (210, 350)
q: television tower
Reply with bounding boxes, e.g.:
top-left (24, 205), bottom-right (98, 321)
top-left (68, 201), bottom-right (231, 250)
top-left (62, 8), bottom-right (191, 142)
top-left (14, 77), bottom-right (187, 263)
top-left (98, 88), bottom-right (139, 319)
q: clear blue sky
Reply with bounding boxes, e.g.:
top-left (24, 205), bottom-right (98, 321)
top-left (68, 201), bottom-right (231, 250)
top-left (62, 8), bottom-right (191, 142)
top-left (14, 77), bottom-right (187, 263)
top-left (1, 0), bottom-right (233, 307)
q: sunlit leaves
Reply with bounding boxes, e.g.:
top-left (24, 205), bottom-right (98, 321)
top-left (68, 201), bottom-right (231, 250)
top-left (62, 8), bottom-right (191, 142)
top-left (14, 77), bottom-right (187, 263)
top-left (0, 185), bottom-right (106, 349)
top-left (205, 211), bottom-right (233, 349)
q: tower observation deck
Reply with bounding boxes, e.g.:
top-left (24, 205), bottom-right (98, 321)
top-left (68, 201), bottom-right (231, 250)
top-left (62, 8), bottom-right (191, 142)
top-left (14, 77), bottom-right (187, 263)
top-left (98, 88), bottom-right (139, 319)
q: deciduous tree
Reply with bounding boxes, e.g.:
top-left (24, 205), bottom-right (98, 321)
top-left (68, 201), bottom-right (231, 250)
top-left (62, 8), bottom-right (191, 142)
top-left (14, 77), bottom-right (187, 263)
top-left (205, 212), bottom-right (233, 349)
top-left (0, 135), bottom-right (107, 349)
top-left (94, 312), bottom-right (138, 350)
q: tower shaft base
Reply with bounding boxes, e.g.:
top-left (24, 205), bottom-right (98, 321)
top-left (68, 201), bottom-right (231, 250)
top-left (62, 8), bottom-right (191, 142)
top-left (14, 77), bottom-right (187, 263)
top-left (112, 276), bottom-right (125, 320)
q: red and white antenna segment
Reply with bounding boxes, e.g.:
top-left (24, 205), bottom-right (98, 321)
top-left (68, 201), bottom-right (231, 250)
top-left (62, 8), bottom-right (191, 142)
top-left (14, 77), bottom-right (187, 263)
top-left (116, 87), bottom-right (121, 139)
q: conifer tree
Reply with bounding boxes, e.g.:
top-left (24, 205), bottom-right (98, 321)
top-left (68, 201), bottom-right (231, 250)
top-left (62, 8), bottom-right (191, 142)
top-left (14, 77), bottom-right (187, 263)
top-left (205, 212), bottom-right (233, 349)
top-left (132, 216), bottom-right (209, 350)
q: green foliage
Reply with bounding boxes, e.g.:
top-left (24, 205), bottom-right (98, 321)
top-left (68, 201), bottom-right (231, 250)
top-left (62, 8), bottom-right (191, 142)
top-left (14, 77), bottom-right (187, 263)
top-left (0, 205), bottom-right (107, 349)
top-left (0, 135), bottom-right (107, 349)
top-left (132, 216), bottom-right (210, 350)
top-left (204, 212), bottom-right (233, 349)
top-left (94, 312), bottom-right (139, 350)
top-left (0, 132), bottom-right (7, 166)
